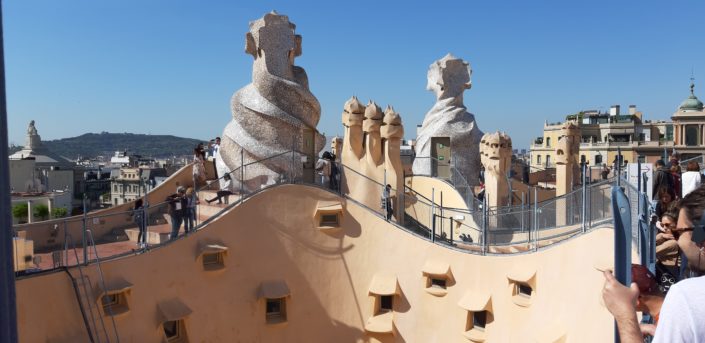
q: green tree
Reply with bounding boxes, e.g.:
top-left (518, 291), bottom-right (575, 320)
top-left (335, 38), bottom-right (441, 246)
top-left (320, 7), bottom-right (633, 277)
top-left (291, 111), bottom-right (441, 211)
top-left (12, 203), bottom-right (28, 221)
top-left (52, 207), bottom-right (68, 218)
top-left (33, 204), bottom-right (49, 220)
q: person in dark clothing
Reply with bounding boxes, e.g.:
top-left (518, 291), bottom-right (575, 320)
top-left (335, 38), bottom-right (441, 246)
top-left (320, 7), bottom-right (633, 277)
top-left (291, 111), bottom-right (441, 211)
top-left (166, 186), bottom-right (187, 239)
top-left (654, 187), bottom-right (676, 220)
top-left (326, 152), bottom-right (339, 191)
top-left (601, 163), bottom-right (611, 180)
top-left (133, 199), bottom-right (147, 248)
top-left (670, 164), bottom-right (682, 199)
top-left (652, 160), bottom-right (674, 201)
top-left (382, 184), bottom-right (393, 221)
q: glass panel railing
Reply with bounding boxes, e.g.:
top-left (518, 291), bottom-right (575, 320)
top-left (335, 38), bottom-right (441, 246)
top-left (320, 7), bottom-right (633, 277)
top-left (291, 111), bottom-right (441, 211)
top-left (13, 149), bottom-right (657, 275)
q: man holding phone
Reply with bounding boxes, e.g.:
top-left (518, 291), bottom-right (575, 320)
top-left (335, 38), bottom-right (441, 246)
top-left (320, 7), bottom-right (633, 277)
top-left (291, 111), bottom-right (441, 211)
top-left (603, 186), bottom-right (705, 342)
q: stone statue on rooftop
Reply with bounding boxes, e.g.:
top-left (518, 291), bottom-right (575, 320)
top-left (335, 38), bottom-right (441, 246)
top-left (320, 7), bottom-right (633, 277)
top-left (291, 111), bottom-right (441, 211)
top-left (218, 11), bottom-right (324, 190)
top-left (412, 54), bottom-right (483, 186)
top-left (25, 120), bottom-right (41, 150)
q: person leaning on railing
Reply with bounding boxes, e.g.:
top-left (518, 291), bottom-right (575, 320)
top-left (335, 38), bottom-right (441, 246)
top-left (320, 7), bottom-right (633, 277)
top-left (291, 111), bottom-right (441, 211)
top-left (603, 186), bottom-right (705, 342)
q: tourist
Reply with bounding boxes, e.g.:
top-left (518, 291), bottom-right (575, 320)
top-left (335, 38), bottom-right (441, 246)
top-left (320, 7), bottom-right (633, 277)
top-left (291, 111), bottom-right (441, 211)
top-left (603, 187), bottom-right (705, 342)
top-left (327, 153), bottom-right (339, 191)
top-left (133, 198), bottom-right (147, 248)
top-left (206, 173), bottom-right (234, 205)
top-left (382, 184), bottom-right (393, 221)
top-left (315, 152), bottom-right (331, 186)
top-left (193, 147), bottom-right (206, 184)
top-left (184, 187), bottom-right (198, 233)
top-left (654, 187), bottom-right (676, 220)
top-left (166, 186), bottom-right (187, 239)
top-left (652, 160), bottom-right (673, 201)
top-left (196, 143), bottom-right (206, 160)
top-left (212, 137), bottom-right (221, 179)
top-left (655, 210), bottom-right (679, 288)
top-left (669, 152), bottom-right (680, 168)
top-left (601, 163), bottom-right (611, 180)
top-left (681, 161), bottom-right (702, 197)
top-left (670, 164), bottom-right (682, 199)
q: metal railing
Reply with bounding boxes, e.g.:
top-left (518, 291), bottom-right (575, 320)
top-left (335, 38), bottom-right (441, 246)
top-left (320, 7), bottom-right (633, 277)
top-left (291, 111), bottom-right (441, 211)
top-left (408, 156), bottom-right (480, 211)
top-left (13, 149), bottom-right (656, 276)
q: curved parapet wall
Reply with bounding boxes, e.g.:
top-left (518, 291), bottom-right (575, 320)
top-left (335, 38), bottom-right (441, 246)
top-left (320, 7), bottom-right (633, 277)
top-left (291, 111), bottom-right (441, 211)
top-left (17, 184), bottom-right (614, 342)
top-left (220, 12), bottom-right (324, 190)
top-left (413, 54), bottom-right (483, 187)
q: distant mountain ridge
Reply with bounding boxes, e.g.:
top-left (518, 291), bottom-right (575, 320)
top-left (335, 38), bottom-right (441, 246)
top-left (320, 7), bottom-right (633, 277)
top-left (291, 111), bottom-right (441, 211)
top-left (10, 132), bottom-right (204, 159)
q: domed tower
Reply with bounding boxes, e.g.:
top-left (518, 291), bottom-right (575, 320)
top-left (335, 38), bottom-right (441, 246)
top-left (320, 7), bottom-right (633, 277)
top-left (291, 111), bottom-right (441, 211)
top-left (672, 79), bottom-right (705, 147)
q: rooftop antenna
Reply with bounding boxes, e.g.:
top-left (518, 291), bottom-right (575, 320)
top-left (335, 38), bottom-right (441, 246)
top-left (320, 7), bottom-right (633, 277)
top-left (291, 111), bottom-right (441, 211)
top-left (690, 67), bottom-right (696, 95)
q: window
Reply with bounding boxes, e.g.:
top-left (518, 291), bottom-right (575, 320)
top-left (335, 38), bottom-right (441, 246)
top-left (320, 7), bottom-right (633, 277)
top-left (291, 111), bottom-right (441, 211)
top-left (507, 269), bottom-right (536, 307)
top-left (199, 244), bottom-right (227, 271)
top-left (379, 295), bottom-right (393, 313)
top-left (99, 288), bottom-right (131, 316)
top-left (472, 311), bottom-right (487, 331)
top-left (102, 294), bottom-right (119, 309)
top-left (202, 253), bottom-right (222, 267)
top-left (458, 292), bottom-right (492, 341)
top-left (319, 213), bottom-right (339, 227)
top-left (365, 273), bottom-right (397, 334)
top-left (537, 155), bottom-right (542, 164)
top-left (686, 125), bottom-right (699, 146)
top-left (163, 319), bottom-right (187, 342)
top-left (545, 137), bottom-right (551, 147)
top-left (595, 155), bottom-right (602, 165)
top-left (545, 155), bottom-right (551, 166)
top-left (266, 298), bottom-right (286, 324)
top-left (430, 278), bottom-right (446, 289)
top-left (515, 283), bottom-right (532, 298)
top-left (314, 201), bottom-right (344, 231)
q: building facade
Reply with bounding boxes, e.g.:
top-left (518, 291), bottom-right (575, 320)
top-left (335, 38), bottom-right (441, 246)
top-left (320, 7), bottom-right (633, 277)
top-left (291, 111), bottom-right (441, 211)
top-left (530, 83), bottom-right (705, 171)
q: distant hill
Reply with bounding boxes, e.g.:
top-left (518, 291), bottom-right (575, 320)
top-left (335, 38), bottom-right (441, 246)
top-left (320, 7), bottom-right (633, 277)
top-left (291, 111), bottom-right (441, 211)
top-left (34, 132), bottom-right (204, 159)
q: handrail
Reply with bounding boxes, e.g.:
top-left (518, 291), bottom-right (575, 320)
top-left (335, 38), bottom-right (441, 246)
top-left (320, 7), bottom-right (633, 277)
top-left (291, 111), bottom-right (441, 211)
top-left (15, 148), bottom-right (657, 273)
top-left (86, 229), bottom-right (120, 343)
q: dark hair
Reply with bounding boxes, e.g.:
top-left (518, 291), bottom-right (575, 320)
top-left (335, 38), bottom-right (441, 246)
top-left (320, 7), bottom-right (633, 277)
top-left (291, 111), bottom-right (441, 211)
top-left (134, 199), bottom-right (143, 209)
top-left (658, 187), bottom-right (675, 203)
top-left (687, 161), bottom-right (700, 172)
top-left (216, 137), bottom-right (221, 140)
top-left (676, 186), bottom-right (705, 223)
top-left (655, 159), bottom-right (665, 167)
top-left (223, 173), bottom-right (231, 181)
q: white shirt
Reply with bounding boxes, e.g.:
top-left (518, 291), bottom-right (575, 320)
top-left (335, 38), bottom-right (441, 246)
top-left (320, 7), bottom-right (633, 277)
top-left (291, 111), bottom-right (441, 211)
top-left (681, 171), bottom-right (702, 197)
top-left (652, 275), bottom-right (705, 342)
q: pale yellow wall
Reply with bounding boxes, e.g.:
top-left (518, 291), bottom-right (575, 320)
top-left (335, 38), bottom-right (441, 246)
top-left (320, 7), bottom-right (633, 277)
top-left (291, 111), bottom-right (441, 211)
top-left (16, 184), bottom-right (615, 342)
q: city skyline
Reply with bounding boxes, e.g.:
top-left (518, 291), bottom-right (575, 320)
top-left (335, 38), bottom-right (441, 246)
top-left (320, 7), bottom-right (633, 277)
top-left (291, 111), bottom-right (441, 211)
top-left (5, 1), bottom-right (705, 149)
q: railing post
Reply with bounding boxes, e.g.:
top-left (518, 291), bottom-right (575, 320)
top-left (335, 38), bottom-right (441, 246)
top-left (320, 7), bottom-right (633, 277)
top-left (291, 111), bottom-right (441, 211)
top-left (430, 188), bottom-right (435, 241)
top-left (431, 213), bottom-right (436, 243)
top-left (521, 191), bottom-right (525, 232)
top-left (240, 148), bottom-right (245, 195)
top-left (582, 163), bottom-right (587, 233)
top-left (533, 186), bottom-right (538, 251)
top-left (482, 195), bottom-right (487, 255)
top-left (82, 194), bottom-right (88, 265)
top-left (449, 216), bottom-right (453, 245)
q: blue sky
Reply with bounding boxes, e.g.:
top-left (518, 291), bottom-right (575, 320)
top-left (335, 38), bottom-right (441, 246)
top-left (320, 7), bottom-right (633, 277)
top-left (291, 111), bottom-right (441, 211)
top-left (4, 1), bottom-right (705, 149)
